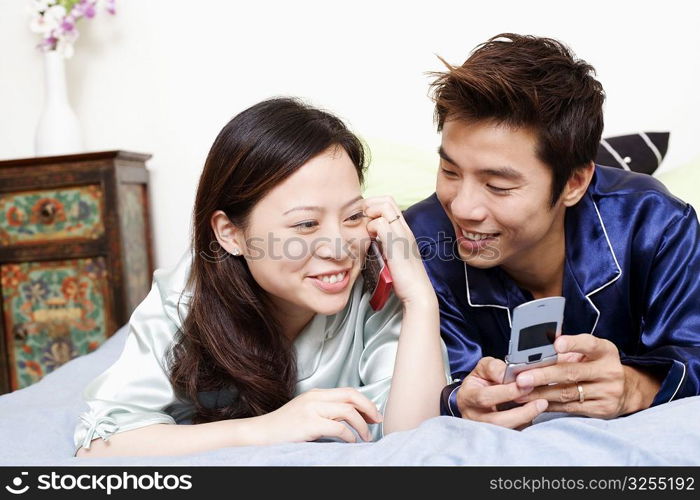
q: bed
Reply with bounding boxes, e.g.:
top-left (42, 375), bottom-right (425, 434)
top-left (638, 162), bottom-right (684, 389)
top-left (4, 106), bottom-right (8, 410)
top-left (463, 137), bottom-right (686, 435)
top-left (1, 324), bottom-right (699, 466)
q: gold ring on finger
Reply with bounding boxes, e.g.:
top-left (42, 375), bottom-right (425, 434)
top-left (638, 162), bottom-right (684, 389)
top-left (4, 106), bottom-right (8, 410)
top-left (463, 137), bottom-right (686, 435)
top-left (576, 383), bottom-right (585, 403)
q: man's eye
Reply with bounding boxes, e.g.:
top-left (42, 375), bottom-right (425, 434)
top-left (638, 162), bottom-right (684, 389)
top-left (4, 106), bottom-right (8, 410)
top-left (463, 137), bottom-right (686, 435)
top-left (487, 184), bottom-right (514, 194)
top-left (441, 168), bottom-right (458, 178)
top-left (292, 220), bottom-right (318, 231)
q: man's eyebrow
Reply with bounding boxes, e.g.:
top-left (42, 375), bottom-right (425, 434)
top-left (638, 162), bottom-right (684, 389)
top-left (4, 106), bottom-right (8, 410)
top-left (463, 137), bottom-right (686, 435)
top-left (438, 146), bottom-right (524, 181)
top-left (283, 195), bottom-right (364, 215)
top-left (479, 166), bottom-right (524, 181)
top-left (438, 146), bottom-right (458, 167)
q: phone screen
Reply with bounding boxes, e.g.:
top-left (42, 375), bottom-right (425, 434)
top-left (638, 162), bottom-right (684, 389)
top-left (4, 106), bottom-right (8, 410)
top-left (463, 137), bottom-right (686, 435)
top-left (517, 322), bottom-right (557, 351)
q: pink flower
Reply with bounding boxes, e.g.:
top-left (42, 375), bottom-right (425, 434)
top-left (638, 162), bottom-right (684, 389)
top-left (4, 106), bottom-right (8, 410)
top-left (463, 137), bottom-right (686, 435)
top-left (29, 0), bottom-right (117, 58)
top-left (75, 0), bottom-right (97, 19)
top-left (60, 18), bottom-right (75, 33)
top-left (70, 1), bottom-right (89, 20)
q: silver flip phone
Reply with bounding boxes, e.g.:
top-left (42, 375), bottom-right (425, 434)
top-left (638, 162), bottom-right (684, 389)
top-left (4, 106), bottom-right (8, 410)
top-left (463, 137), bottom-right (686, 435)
top-left (502, 296), bottom-right (566, 384)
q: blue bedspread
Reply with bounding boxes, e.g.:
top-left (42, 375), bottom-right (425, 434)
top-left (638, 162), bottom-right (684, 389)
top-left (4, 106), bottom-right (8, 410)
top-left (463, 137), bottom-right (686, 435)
top-left (1, 325), bottom-right (699, 466)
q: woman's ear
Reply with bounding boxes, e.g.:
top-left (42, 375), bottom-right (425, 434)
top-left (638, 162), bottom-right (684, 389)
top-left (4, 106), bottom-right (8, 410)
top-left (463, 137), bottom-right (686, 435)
top-left (211, 210), bottom-right (244, 256)
top-left (561, 162), bottom-right (595, 207)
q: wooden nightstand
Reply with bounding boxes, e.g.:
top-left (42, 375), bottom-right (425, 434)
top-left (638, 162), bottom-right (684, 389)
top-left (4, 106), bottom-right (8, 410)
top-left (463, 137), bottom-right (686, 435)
top-left (0, 151), bottom-right (154, 394)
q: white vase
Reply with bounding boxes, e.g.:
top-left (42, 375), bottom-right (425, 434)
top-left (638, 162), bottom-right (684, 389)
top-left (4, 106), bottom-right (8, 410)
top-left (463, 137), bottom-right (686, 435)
top-left (34, 50), bottom-right (83, 156)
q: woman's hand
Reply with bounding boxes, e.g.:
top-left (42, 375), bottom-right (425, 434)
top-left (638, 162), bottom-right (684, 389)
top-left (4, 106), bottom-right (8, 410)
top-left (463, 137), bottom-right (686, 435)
top-left (254, 387), bottom-right (383, 444)
top-left (363, 196), bottom-right (436, 306)
top-left (362, 196), bottom-right (445, 434)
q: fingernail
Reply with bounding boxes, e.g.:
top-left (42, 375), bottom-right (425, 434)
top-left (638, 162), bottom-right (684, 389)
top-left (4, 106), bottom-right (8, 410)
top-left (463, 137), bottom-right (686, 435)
top-left (517, 373), bottom-right (534, 387)
top-left (376, 412), bottom-right (384, 422)
top-left (536, 399), bottom-right (548, 412)
top-left (556, 338), bottom-right (568, 352)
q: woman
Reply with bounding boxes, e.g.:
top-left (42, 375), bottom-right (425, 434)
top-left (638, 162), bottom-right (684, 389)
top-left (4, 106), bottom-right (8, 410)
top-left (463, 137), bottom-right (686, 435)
top-left (74, 97), bottom-right (449, 457)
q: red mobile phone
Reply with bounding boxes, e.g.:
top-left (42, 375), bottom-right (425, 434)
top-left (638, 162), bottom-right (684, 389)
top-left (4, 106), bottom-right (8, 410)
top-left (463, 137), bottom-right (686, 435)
top-left (362, 240), bottom-right (393, 310)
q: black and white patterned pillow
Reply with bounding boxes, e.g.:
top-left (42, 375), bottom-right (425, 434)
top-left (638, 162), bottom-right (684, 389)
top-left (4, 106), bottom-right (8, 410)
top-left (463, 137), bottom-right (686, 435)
top-left (595, 132), bottom-right (669, 175)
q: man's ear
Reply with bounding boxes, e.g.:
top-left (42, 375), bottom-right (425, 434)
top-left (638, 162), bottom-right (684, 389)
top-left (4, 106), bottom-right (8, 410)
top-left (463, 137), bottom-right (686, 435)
top-left (211, 210), bottom-right (244, 256)
top-left (561, 162), bottom-right (595, 207)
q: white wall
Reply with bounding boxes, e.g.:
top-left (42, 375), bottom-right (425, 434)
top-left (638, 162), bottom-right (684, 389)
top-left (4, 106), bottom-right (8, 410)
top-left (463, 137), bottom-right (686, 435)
top-left (2, 0), bottom-right (699, 269)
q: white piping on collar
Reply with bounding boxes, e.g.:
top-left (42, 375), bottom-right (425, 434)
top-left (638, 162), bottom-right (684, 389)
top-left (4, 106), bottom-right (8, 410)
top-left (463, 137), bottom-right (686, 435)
top-left (464, 261), bottom-right (512, 328)
top-left (586, 199), bottom-right (623, 335)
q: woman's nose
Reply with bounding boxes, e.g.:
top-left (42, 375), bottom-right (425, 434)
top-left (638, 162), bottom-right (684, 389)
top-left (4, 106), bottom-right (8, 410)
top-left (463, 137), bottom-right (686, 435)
top-left (313, 231), bottom-right (355, 261)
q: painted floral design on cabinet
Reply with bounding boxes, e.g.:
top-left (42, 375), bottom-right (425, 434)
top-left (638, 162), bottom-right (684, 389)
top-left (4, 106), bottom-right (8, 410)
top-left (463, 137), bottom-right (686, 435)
top-left (0, 185), bottom-right (104, 245)
top-left (1, 258), bottom-right (109, 390)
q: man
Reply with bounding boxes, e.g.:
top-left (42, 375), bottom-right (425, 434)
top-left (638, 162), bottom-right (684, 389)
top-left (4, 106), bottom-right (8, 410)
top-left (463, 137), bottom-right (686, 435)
top-left (404, 33), bottom-right (700, 429)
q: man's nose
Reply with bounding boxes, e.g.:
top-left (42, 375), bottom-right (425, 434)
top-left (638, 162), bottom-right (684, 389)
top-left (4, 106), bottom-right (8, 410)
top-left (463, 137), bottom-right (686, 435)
top-left (451, 184), bottom-right (488, 223)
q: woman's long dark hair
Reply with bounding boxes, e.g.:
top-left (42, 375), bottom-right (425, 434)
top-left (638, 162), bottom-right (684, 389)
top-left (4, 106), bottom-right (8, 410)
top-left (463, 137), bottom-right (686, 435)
top-left (168, 97), bottom-right (366, 423)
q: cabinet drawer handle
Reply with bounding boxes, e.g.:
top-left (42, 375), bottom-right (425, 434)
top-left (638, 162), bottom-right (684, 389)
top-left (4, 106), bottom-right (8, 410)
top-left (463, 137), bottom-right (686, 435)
top-left (39, 200), bottom-right (57, 224)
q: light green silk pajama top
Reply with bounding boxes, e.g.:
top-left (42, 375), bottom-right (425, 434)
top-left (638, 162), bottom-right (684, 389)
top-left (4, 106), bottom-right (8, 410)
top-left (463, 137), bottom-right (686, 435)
top-left (74, 251), bottom-right (450, 452)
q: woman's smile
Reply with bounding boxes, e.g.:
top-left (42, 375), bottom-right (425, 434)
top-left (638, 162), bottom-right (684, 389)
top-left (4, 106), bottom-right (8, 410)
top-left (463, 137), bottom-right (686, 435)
top-left (307, 269), bottom-right (351, 293)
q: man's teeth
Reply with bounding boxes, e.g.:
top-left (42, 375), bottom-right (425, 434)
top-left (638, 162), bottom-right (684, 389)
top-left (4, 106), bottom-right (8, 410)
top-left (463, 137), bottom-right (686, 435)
top-left (461, 230), bottom-right (496, 241)
top-left (318, 272), bottom-right (346, 284)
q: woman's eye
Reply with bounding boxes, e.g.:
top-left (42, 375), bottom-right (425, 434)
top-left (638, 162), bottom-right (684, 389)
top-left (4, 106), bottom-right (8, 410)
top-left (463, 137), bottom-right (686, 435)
top-left (487, 184), bottom-right (514, 194)
top-left (345, 211), bottom-right (365, 223)
top-left (292, 220), bottom-right (318, 231)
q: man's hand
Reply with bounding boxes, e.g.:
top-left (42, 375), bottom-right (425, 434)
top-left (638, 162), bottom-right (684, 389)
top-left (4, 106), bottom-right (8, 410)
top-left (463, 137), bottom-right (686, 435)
top-left (456, 357), bottom-right (549, 428)
top-left (513, 334), bottom-right (662, 418)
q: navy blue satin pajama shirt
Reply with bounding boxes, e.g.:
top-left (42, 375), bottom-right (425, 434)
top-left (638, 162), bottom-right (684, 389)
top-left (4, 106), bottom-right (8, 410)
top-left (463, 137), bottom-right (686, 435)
top-left (404, 165), bottom-right (700, 416)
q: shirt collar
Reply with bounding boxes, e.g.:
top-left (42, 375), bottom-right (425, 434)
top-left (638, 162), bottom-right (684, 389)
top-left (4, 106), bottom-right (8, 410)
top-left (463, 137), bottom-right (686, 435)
top-left (563, 190), bottom-right (622, 299)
